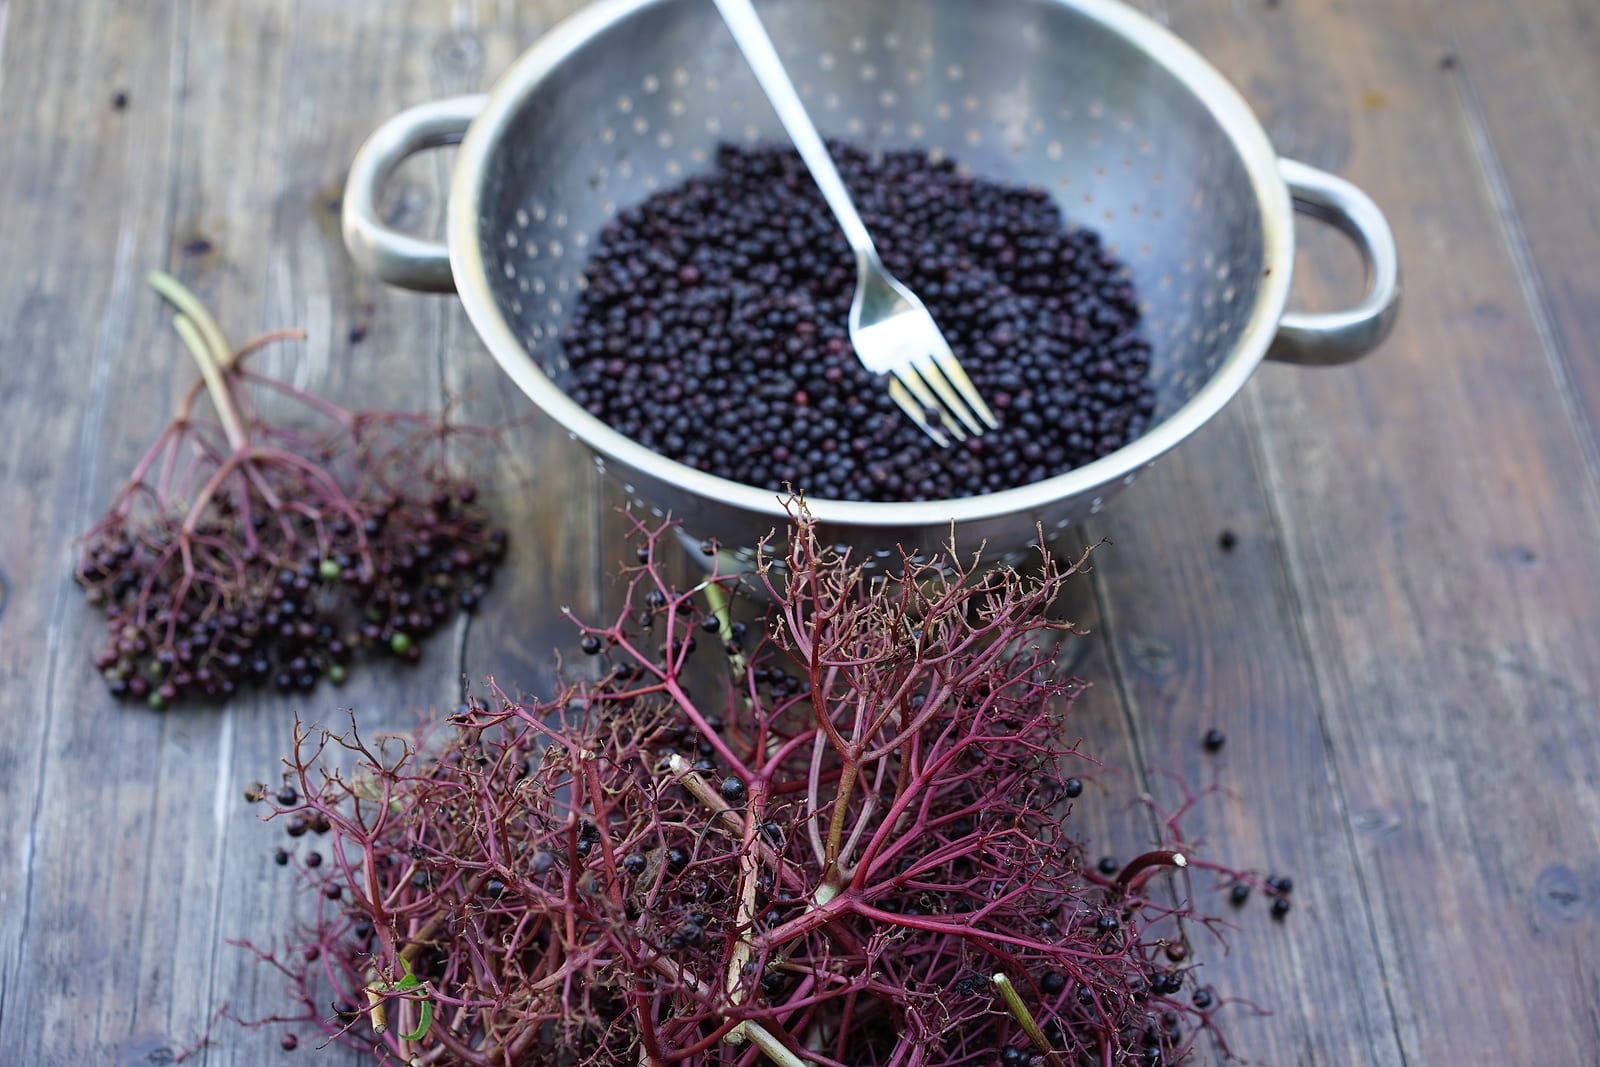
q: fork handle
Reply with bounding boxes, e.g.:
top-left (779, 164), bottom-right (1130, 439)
top-left (711, 0), bottom-right (878, 259)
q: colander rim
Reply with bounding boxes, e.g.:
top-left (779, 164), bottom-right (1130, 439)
top-left (448, 0), bottom-right (1296, 530)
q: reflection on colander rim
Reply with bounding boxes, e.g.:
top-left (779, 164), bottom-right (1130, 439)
top-left (343, 0), bottom-right (1397, 566)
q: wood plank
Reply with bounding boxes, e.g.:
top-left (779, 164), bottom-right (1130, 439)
top-left (188, 3), bottom-right (604, 1064)
top-left (1435, 0), bottom-right (1600, 485)
top-left (186, 3), bottom-right (470, 1062)
top-left (1085, 404), bottom-right (1408, 1065)
top-left (1155, 0), bottom-right (1600, 1063)
top-left (1061, 4), bottom-right (1408, 1063)
top-left (0, 2), bottom-right (601, 1064)
top-left (0, 3), bottom-right (198, 1065)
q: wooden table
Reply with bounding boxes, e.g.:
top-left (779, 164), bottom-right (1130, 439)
top-left (3, 1), bottom-right (1596, 1064)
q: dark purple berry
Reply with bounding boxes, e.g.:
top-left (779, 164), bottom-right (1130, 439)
top-left (560, 141), bottom-right (1155, 504)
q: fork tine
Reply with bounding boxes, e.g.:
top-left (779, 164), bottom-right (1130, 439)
top-left (913, 356), bottom-right (988, 436)
top-left (928, 349), bottom-right (1000, 430)
top-left (887, 378), bottom-right (951, 448)
top-left (892, 365), bottom-right (968, 442)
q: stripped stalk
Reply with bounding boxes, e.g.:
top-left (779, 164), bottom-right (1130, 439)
top-left (992, 974), bottom-right (1067, 1067)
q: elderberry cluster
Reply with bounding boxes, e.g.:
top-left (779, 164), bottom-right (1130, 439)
top-left (77, 483), bottom-right (506, 708)
top-left (561, 141), bottom-right (1156, 503)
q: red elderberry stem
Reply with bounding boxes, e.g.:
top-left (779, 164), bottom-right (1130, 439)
top-left (1113, 849), bottom-right (1188, 896)
top-left (645, 953), bottom-right (807, 1067)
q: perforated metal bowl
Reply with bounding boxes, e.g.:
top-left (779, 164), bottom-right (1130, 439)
top-left (343, 0), bottom-right (1399, 569)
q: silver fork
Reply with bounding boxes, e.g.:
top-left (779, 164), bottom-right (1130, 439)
top-left (711, 0), bottom-right (999, 446)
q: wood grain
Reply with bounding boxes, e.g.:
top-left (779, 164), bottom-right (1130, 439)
top-left (1158, 0), bottom-right (1600, 1063)
top-left (1, 0), bottom-right (1598, 1065)
top-left (1083, 406), bottom-right (1408, 1067)
top-left (1437, 0), bottom-right (1600, 482)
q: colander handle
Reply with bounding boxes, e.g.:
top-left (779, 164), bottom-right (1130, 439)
top-left (341, 95), bottom-right (486, 293)
top-left (1267, 158), bottom-right (1401, 366)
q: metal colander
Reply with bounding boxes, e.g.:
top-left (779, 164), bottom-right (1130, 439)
top-left (344, 0), bottom-right (1398, 569)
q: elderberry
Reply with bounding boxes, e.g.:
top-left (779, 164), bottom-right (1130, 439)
top-left (719, 775), bottom-right (748, 804)
top-left (1151, 971), bottom-right (1184, 996)
top-left (952, 974), bottom-right (989, 996)
top-left (560, 141), bottom-right (1156, 503)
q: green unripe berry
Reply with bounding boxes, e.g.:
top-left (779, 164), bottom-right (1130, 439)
top-left (327, 663), bottom-right (347, 686)
top-left (389, 632), bottom-right (412, 655)
top-left (318, 559), bottom-right (341, 581)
